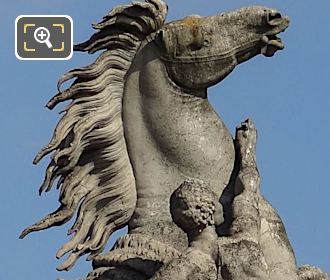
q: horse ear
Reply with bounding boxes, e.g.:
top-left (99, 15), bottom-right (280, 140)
top-left (155, 29), bottom-right (173, 56)
top-left (155, 17), bottom-right (205, 58)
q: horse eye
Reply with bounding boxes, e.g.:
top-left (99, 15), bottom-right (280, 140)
top-left (202, 38), bottom-right (210, 47)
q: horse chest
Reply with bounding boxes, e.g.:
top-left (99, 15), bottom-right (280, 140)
top-left (124, 78), bottom-right (235, 197)
top-left (124, 86), bottom-right (235, 248)
top-left (147, 93), bottom-right (234, 192)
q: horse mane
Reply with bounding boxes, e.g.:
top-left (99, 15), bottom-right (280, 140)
top-left (20, 0), bottom-right (167, 271)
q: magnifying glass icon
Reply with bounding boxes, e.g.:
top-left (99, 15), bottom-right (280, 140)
top-left (34, 27), bottom-right (53, 49)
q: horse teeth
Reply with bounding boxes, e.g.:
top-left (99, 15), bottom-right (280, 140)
top-left (262, 35), bottom-right (269, 43)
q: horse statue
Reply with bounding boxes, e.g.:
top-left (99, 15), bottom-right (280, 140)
top-left (20, 0), bottom-right (329, 279)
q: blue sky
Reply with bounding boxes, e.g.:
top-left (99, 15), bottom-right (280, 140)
top-left (1, 0), bottom-right (329, 279)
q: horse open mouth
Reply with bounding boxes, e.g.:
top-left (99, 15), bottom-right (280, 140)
top-left (261, 34), bottom-right (284, 57)
top-left (261, 13), bottom-right (289, 57)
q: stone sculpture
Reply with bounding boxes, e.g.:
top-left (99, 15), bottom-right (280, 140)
top-left (149, 179), bottom-right (221, 280)
top-left (20, 0), bottom-right (328, 279)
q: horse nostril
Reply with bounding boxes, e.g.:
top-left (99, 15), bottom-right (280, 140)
top-left (268, 12), bottom-right (282, 21)
top-left (267, 12), bottom-right (282, 25)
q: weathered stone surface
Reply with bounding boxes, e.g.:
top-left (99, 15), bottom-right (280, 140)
top-left (20, 0), bottom-right (329, 279)
top-left (298, 266), bottom-right (330, 280)
top-left (148, 180), bottom-right (220, 280)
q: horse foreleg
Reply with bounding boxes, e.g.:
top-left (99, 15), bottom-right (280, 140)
top-left (217, 119), bottom-right (270, 280)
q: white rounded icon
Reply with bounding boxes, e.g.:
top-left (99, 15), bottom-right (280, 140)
top-left (34, 27), bottom-right (53, 48)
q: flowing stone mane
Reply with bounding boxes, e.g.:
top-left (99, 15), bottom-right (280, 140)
top-left (20, 0), bottom-right (168, 271)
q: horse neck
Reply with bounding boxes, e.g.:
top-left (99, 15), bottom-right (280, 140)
top-left (122, 42), bottom-right (189, 249)
top-left (122, 42), bottom-right (235, 250)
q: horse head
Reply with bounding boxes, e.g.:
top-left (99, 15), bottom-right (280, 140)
top-left (154, 6), bottom-right (289, 90)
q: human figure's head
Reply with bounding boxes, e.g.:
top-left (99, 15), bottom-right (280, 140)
top-left (170, 179), bottom-right (223, 237)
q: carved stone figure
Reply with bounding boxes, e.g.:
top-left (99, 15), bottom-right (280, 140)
top-left (148, 180), bottom-right (221, 280)
top-left (20, 0), bottom-right (328, 279)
